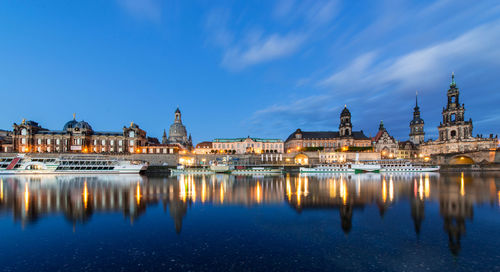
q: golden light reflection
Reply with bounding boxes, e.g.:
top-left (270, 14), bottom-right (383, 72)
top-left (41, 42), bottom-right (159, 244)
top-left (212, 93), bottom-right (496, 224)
top-left (0, 179), bottom-right (3, 202)
top-left (297, 177), bottom-right (302, 207)
top-left (24, 183), bottom-right (29, 212)
top-left (424, 174), bottom-right (430, 198)
top-left (201, 177), bottom-right (207, 203)
top-left (189, 176), bottom-right (196, 203)
top-left (329, 178), bottom-right (336, 198)
top-left (382, 177), bottom-right (387, 203)
top-left (136, 181), bottom-right (141, 205)
top-left (418, 174), bottom-right (424, 200)
top-left (220, 183), bottom-right (224, 204)
top-left (460, 172), bottom-right (465, 196)
top-left (304, 176), bottom-right (309, 196)
top-left (286, 176), bottom-right (291, 202)
top-left (256, 181), bottom-right (262, 203)
top-left (179, 175), bottom-right (187, 202)
top-left (497, 191), bottom-right (500, 207)
top-left (83, 181), bottom-right (89, 209)
top-left (389, 176), bottom-right (394, 202)
top-left (340, 177), bottom-right (347, 205)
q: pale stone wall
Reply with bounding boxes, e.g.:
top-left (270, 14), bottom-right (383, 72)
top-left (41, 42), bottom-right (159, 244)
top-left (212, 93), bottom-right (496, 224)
top-left (420, 138), bottom-right (497, 156)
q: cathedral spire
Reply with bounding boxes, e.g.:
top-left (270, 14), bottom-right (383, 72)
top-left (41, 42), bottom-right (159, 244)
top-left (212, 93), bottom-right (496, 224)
top-left (415, 91), bottom-right (419, 108)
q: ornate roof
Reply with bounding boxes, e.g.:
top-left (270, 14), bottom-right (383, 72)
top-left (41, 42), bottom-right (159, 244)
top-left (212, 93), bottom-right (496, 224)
top-left (341, 105), bottom-right (351, 117)
top-left (75, 121), bottom-right (92, 131)
top-left (63, 119), bottom-right (78, 130)
top-left (286, 130), bottom-right (369, 142)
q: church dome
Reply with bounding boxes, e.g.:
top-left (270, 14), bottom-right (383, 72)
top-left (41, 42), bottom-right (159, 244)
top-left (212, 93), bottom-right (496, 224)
top-left (168, 122), bottom-right (187, 141)
top-left (63, 119), bottom-right (78, 130)
top-left (75, 121), bottom-right (93, 131)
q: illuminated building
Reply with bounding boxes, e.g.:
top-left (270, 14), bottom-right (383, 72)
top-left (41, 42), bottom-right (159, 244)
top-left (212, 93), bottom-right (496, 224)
top-left (211, 136), bottom-right (283, 154)
top-left (285, 106), bottom-right (371, 152)
top-left (372, 121), bottom-right (398, 158)
top-left (11, 116), bottom-right (147, 154)
top-left (420, 74), bottom-right (497, 156)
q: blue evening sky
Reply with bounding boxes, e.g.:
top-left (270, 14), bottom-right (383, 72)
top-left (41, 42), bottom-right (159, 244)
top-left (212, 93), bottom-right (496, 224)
top-left (1, 0), bottom-right (499, 143)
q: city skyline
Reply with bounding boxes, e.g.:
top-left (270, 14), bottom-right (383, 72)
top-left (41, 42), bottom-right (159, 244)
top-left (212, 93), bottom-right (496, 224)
top-left (1, 1), bottom-right (500, 143)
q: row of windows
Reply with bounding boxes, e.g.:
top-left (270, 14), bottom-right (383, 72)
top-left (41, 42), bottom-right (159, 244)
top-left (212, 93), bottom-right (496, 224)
top-left (213, 143), bottom-right (282, 149)
top-left (19, 138), bottom-right (138, 146)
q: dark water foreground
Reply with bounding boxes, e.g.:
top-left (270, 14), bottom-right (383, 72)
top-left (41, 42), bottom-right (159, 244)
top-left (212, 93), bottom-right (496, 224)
top-left (0, 172), bottom-right (499, 271)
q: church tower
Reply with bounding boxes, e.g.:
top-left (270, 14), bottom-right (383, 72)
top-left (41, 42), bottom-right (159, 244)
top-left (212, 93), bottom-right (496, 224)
top-left (162, 129), bottom-right (167, 144)
top-left (339, 105), bottom-right (352, 137)
top-left (437, 73), bottom-right (473, 141)
top-left (410, 93), bottom-right (425, 145)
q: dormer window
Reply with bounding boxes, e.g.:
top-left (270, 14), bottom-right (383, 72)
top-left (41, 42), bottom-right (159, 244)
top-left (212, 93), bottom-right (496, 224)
top-left (21, 128), bottom-right (27, 136)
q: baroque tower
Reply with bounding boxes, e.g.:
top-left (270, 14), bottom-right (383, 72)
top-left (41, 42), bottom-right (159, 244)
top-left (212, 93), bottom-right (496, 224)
top-left (339, 105), bottom-right (352, 137)
top-left (410, 92), bottom-right (425, 145)
top-left (437, 73), bottom-right (473, 141)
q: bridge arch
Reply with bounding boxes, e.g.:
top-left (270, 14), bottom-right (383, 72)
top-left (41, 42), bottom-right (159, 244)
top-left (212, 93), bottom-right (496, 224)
top-left (294, 154), bottom-right (309, 165)
top-left (449, 155), bottom-right (475, 165)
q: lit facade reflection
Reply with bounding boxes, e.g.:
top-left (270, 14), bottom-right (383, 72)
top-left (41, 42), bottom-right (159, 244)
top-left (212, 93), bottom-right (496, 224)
top-left (0, 172), bottom-right (498, 255)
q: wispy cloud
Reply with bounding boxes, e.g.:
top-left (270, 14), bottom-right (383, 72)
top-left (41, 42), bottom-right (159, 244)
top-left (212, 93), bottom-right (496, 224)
top-left (204, 1), bottom-right (339, 71)
top-left (117, 0), bottom-right (162, 23)
top-left (222, 33), bottom-right (307, 70)
top-left (322, 21), bottom-right (500, 93)
top-left (251, 18), bottom-right (500, 137)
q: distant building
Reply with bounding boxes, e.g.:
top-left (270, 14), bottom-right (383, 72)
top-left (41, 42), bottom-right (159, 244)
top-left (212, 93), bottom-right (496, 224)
top-left (211, 136), bottom-right (284, 154)
top-left (397, 141), bottom-right (418, 159)
top-left (372, 121), bottom-right (398, 158)
top-left (319, 151), bottom-right (380, 163)
top-left (285, 106), bottom-right (371, 152)
top-left (11, 115), bottom-right (147, 154)
top-left (420, 74), bottom-right (497, 156)
top-left (163, 108), bottom-right (193, 150)
top-left (0, 129), bottom-right (13, 152)
top-left (194, 141), bottom-right (213, 154)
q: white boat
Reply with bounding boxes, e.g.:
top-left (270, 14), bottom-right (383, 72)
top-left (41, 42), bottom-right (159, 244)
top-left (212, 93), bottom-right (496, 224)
top-left (210, 164), bottom-right (234, 173)
top-left (0, 154), bottom-right (147, 175)
top-left (300, 164), bottom-right (355, 173)
top-left (379, 159), bottom-right (440, 172)
top-left (232, 167), bottom-right (283, 175)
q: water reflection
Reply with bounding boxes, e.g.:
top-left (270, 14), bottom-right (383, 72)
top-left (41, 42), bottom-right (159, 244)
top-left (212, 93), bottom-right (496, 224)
top-left (0, 172), bottom-right (499, 255)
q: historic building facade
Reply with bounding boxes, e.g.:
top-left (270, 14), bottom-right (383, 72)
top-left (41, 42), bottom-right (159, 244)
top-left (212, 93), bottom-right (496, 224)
top-left (285, 106), bottom-right (372, 152)
top-left (11, 116), bottom-right (148, 154)
top-left (211, 137), bottom-right (284, 154)
top-left (194, 141), bottom-right (213, 154)
top-left (0, 129), bottom-right (13, 153)
top-left (373, 121), bottom-right (399, 158)
top-left (163, 108), bottom-right (193, 150)
top-left (420, 74), bottom-right (497, 156)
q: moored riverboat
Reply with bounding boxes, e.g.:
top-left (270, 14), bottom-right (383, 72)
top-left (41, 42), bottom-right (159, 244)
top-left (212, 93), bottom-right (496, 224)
top-left (0, 154), bottom-right (146, 175)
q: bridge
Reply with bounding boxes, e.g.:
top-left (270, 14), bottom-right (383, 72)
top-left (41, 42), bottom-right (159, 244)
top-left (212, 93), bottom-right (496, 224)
top-left (432, 149), bottom-right (500, 165)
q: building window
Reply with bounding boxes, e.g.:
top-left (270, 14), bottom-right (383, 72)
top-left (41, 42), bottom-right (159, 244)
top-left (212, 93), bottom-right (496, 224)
top-left (119, 140), bottom-right (123, 146)
top-left (130, 140), bottom-right (134, 146)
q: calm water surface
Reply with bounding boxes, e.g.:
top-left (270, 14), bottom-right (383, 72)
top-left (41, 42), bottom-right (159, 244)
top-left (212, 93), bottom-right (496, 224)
top-left (0, 172), bottom-right (499, 271)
